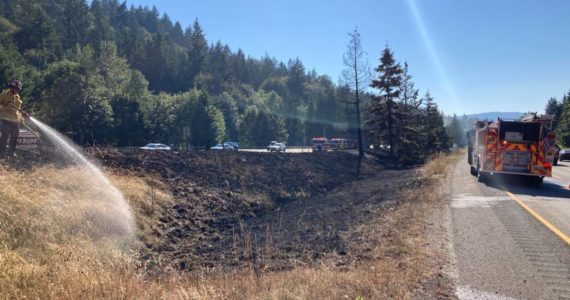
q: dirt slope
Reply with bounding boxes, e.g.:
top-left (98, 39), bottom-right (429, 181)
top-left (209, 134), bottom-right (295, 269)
top-left (89, 148), bottom-right (384, 272)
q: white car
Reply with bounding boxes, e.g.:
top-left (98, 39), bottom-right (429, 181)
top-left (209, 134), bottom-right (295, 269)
top-left (140, 143), bottom-right (171, 150)
top-left (267, 141), bottom-right (278, 151)
top-left (268, 142), bottom-right (286, 152)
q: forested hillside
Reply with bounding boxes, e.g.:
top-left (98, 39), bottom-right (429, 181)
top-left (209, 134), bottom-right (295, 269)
top-left (0, 0), bottom-right (450, 160)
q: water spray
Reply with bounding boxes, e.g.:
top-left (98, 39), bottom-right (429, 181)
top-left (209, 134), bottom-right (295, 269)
top-left (28, 117), bottom-right (136, 242)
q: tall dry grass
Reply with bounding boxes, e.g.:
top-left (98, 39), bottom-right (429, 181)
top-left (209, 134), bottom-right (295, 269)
top-left (0, 152), bottom-right (461, 299)
top-left (0, 165), bottom-right (172, 299)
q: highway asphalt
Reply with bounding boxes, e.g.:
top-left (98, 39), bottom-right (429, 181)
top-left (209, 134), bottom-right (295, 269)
top-left (449, 159), bottom-right (570, 299)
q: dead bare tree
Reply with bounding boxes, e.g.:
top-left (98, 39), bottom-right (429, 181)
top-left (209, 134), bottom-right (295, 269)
top-left (341, 28), bottom-right (372, 176)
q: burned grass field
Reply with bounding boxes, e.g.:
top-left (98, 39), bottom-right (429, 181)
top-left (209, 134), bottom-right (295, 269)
top-left (92, 149), bottom-right (377, 272)
top-left (0, 149), bottom-right (459, 299)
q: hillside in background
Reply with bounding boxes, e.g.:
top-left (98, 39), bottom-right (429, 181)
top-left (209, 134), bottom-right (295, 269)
top-left (445, 111), bottom-right (525, 133)
top-left (465, 112), bottom-right (524, 121)
top-left (0, 0), bottom-right (451, 160)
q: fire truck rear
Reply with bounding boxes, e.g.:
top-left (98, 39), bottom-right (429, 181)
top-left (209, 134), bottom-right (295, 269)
top-left (466, 113), bottom-right (555, 185)
top-left (311, 137), bottom-right (331, 152)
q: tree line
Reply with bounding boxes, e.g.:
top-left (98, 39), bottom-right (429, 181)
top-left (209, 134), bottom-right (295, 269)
top-left (545, 92), bottom-right (570, 147)
top-left (0, 0), bottom-right (454, 163)
top-left (344, 30), bottom-right (452, 165)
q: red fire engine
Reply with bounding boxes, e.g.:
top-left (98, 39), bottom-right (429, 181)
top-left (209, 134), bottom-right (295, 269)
top-left (467, 113), bottom-right (555, 185)
top-left (311, 137), bottom-right (331, 152)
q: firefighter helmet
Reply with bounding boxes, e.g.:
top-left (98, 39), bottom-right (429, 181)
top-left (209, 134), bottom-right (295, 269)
top-left (7, 80), bottom-right (22, 91)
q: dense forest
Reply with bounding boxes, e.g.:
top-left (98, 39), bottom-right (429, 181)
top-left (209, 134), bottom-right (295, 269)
top-left (0, 0), bottom-right (454, 162)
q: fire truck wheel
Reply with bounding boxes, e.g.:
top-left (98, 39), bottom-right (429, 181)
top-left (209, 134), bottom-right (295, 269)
top-left (470, 165), bottom-right (477, 176)
top-left (477, 171), bottom-right (487, 183)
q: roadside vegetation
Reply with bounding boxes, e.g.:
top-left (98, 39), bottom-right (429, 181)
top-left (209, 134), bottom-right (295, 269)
top-left (0, 150), bottom-right (462, 299)
top-left (545, 93), bottom-right (570, 147)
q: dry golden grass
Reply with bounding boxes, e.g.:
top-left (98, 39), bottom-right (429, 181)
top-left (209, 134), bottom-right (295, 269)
top-left (0, 165), bottom-right (171, 299)
top-left (422, 150), bottom-right (464, 177)
top-left (0, 152), bottom-right (461, 299)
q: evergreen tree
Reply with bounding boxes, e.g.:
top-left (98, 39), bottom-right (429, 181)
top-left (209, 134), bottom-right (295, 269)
top-left (422, 92), bottom-right (449, 153)
top-left (110, 96), bottom-right (146, 146)
top-left (89, 0), bottom-right (115, 51)
top-left (397, 62), bottom-right (423, 164)
top-left (545, 97), bottom-right (563, 129)
top-left (231, 49), bottom-right (249, 84)
top-left (188, 92), bottom-right (211, 149)
top-left (13, 2), bottom-right (59, 66)
top-left (286, 58), bottom-right (306, 101)
top-left (171, 22), bottom-right (184, 45)
top-left (60, 0), bottom-right (91, 50)
top-left (187, 19), bottom-right (208, 87)
top-left (368, 45), bottom-right (403, 158)
top-left (557, 93), bottom-right (570, 146)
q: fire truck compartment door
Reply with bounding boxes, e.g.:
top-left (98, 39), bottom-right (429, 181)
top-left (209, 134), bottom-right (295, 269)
top-left (503, 151), bottom-right (530, 172)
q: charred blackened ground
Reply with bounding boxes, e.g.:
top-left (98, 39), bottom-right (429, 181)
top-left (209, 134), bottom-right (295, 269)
top-left (90, 149), bottom-right (391, 272)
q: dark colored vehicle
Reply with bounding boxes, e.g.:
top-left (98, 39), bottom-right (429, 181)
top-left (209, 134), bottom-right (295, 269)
top-left (559, 148), bottom-right (570, 161)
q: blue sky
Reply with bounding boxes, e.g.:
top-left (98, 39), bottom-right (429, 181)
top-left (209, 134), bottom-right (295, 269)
top-left (125, 0), bottom-right (570, 115)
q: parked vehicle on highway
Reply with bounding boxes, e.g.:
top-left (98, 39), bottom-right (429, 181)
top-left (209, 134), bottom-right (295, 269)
top-left (211, 143), bottom-right (237, 151)
top-left (559, 148), bottom-right (570, 161)
top-left (467, 113), bottom-right (555, 185)
top-left (311, 137), bottom-right (331, 151)
top-left (268, 142), bottom-right (286, 152)
top-left (225, 141), bottom-right (239, 150)
top-left (330, 138), bottom-right (356, 150)
top-left (266, 141), bottom-right (278, 151)
top-left (553, 145), bottom-right (560, 165)
top-left (140, 143), bottom-right (171, 150)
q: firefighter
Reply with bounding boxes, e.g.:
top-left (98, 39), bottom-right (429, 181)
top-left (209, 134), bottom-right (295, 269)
top-left (0, 80), bottom-right (30, 158)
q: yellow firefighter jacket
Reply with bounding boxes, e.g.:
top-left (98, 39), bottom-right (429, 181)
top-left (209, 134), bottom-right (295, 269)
top-left (0, 90), bottom-right (22, 122)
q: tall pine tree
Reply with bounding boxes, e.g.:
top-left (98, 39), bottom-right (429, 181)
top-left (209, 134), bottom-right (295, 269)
top-left (422, 92), bottom-right (449, 153)
top-left (396, 62), bottom-right (424, 163)
top-left (556, 92), bottom-right (570, 146)
top-left (368, 45), bottom-right (403, 158)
